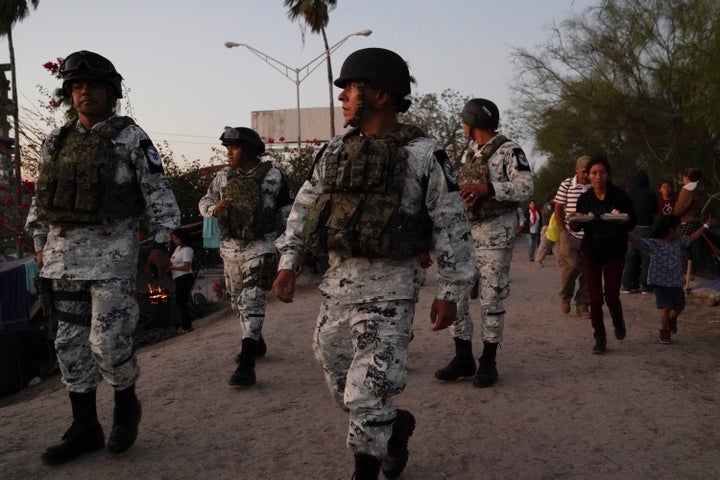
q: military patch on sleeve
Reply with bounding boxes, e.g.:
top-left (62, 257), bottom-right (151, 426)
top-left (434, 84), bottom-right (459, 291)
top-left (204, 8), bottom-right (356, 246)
top-left (513, 148), bottom-right (531, 172)
top-left (434, 150), bottom-right (459, 191)
top-left (140, 139), bottom-right (164, 174)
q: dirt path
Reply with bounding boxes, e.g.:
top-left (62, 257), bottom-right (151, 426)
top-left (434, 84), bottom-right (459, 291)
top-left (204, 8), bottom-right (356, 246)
top-left (1, 242), bottom-right (719, 480)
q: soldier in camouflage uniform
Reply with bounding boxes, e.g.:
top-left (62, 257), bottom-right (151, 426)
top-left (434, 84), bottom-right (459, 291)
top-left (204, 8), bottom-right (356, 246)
top-left (24, 51), bottom-right (180, 465)
top-left (435, 98), bottom-right (534, 388)
top-left (272, 48), bottom-right (476, 480)
top-left (198, 127), bottom-right (293, 387)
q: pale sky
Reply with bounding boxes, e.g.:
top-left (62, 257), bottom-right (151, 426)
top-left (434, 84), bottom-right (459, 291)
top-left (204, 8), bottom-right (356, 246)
top-left (4, 0), bottom-right (597, 168)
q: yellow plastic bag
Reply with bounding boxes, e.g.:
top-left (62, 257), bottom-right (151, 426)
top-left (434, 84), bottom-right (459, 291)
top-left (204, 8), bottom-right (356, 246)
top-left (546, 213), bottom-right (560, 242)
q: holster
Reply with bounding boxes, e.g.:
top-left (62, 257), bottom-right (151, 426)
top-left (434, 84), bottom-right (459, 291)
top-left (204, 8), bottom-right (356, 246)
top-left (34, 277), bottom-right (55, 317)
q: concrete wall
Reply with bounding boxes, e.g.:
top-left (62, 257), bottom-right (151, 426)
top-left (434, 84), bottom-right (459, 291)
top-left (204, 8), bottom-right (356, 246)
top-left (251, 107), bottom-right (348, 144)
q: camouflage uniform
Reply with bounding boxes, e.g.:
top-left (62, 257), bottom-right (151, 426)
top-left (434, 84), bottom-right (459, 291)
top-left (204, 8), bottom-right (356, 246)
top-left (275, 131), bottom-right (476, 458)
top-left (198, 164), bottom-right (292, 342)
top-left (455, 135), bottom-right (534, 344)
top-left (25, 117), bottom-right (180, 393)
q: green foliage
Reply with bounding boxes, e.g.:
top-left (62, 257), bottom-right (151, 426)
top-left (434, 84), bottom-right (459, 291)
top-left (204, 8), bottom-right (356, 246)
top-left (156, 141), bottom-right (224, 222)
top-left (510, 0), bottom-right (720, 210)
top-left (283, 0), bottom-right (336, 35)
top-left (265, 145), bottom-right (318, 194)
top-left (0, 178), bottom-right (33, 255)
top-left (0, 0), bottom-right (40, 33)
top-left (401, 89), bottom-right (471, 166)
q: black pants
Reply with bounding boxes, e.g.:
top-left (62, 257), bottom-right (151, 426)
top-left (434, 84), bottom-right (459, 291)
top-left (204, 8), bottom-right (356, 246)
top-left (175, 274), bottom-right (195, 330)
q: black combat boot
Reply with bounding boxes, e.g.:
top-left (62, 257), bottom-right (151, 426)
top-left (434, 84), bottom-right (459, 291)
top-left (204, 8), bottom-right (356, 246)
top-left (473, 341), bottom-right (499, 388)
top-left (353, 453), bottom-right (381, 480)
top-left (382, 409), bottom-right (416, 479)
top-left (229, 337), bottom-right (257, 387)
top-left (434, 337), bottom-right (476, 381)
top-left (235, 334), bottom-right (266, 362)
top-left (107, 384), bottom-right (142, 454)
top-left (41, 390), bottom-right (105, 465)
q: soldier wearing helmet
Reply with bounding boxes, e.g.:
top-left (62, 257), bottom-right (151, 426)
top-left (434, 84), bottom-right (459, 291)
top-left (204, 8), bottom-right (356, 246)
top-left (272, 48), bottom-right (476, 479)
top-left (25, 50), bottom-right (180, 465)
top-left (199, 126), bottom-right (293, 387)
top-left (434, 98), bottom-right (534, 389)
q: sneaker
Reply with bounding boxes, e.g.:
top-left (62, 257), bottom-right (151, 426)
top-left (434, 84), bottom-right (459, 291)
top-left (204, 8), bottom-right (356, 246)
top-left (592, 338), bottom-right (607, 354)
top-left (658, 329), bottom-right (672, 344)
top-left (381, 410), bottom-right (416, 479)
top-left (620, 288), bottom-right (639, 294)
top-left (614, 321), bottom-right (627, 340)
top-left (561, 300), bottom-right (571, 314)
top-left (176, 327), bottom-right (194, 334)
top-left (669, 317), bottom-right (678, 334)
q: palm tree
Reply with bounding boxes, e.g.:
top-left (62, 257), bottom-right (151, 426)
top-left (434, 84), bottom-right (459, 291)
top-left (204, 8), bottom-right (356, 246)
top-left (0, 0), bottom-right (40, 190)
top-left (284, 0), bottom-right (338, 137)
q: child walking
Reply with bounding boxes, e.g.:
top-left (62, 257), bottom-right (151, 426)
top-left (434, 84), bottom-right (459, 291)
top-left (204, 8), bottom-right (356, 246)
top-left (631, 214), bottom-right (714, 344)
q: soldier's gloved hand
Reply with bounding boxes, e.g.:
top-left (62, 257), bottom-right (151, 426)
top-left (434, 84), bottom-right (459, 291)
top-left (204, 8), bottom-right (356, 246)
top-left (272, 269), bottom-right (296, 303)
top-left (430, 299), bottom-right (457, 331)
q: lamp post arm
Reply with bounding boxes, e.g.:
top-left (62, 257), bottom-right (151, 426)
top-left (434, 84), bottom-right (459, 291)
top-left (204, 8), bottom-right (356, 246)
top-left (236, 44), bottom-right (301, 85)
top-left (297, 32), bottom-right (361, 82)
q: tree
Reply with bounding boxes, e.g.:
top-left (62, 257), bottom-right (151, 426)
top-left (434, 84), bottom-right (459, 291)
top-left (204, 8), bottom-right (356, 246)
top-left (510, 0), bottom-right (720, 211)
top-left (401, 89), bottom-right (471, 165)
top-left (284, 0), bottom-right (338, 135)
top-left (0, 0), bottom-right (40, 190)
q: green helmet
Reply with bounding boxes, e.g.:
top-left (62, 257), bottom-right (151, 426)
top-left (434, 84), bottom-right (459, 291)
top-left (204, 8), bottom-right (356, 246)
top-left (220, 126), bottom-right (265, 155)
top-left (60, 50), bottom-right (123, 98)
top-left (334, 48), bottom-right (411, 97)
top-left (460, 98), bottom-right (499, 130)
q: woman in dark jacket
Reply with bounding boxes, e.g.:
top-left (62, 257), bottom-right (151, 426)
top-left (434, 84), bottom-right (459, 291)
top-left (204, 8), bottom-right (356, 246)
top-left (570, 156), bottom-right (636, 354)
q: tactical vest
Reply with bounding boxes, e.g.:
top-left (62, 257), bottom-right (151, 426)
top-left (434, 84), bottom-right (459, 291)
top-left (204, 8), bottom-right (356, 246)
top-left (35, 116), bottom-right (145, 225)
top-left (217, 161), bottom-right (276, 241)
top-left (458, 134), bottom-right (519, 222)
top-left (304, 125), bottom-right (433, 259)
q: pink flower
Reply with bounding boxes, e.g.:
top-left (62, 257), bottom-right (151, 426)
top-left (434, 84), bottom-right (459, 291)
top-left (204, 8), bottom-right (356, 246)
top-left (279, 136), bottom-right (285, 142)
top-left (268, 138), bottom-right (275, 144)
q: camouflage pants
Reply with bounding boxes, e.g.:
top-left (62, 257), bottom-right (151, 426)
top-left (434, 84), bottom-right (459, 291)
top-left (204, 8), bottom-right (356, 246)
top-left (454, 247), bottom-right (512, 343)
top-left (223, 254), bottom-right (275, 341)
top-left (52, 278), bottom-right (139, 393)
top-left (313, 297), bottom-right (413, 458)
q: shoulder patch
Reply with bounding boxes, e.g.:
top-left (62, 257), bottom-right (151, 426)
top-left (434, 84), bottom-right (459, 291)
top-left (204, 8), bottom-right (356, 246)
top-left (140, 139), bottom-right (164, 174)
top-left (513, 148), bottom-right (531, 172)
top-left (434, 150), bottom-right (459, 191)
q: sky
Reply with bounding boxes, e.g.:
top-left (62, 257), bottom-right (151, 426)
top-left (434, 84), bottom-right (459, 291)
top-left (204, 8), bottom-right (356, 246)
top-left (4, 0), bottom-right (598, 170)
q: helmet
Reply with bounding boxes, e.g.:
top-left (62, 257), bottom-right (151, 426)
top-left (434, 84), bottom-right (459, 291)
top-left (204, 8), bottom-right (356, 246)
top-left (334, 48), bottom-right (411, 96)
top-left (60, 50), bottom-right (123, 98)
top-left (460, 98), bottom-right (499, 130)
top-left (220, 126), bottom-right (265, 155)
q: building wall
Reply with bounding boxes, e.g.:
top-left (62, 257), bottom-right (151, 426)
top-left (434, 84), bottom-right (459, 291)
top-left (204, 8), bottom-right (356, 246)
top-left (251, 107), bottom-right (348, 144)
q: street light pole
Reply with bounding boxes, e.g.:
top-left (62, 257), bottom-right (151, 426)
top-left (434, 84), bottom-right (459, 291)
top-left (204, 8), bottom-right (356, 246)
top-left (225, 29), bottom-right (371, 149)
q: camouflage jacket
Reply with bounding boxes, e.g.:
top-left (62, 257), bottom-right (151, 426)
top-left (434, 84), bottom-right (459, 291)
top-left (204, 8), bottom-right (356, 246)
top-left (275, 129), bottom-right (477, 305)
top-left (459, 134), bottom-right (534, 249)
top-left (199, 162), bottom-right (293, 264)
top-left (25, 116), bottom-right (181, 280)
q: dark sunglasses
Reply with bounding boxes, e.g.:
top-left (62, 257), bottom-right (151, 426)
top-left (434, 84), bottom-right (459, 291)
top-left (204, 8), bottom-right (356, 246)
top-left (61, 52), bottom-right (115, 75)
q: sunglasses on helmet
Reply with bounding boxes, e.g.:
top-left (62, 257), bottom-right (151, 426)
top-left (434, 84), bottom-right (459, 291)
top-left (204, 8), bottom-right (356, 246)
top-left (60, 52), bottom-right (116, 75)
